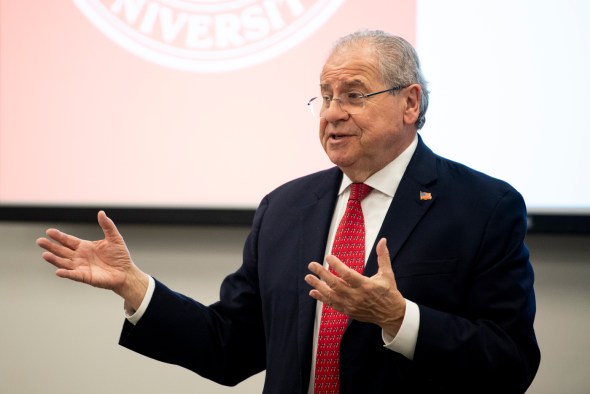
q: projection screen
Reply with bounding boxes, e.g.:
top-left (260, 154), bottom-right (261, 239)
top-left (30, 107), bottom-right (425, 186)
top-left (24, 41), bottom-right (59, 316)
top-left (1, 0), bottom-right (589, 231)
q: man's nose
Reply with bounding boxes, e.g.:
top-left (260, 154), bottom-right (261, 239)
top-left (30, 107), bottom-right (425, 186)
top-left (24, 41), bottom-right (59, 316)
top-left (322, 99), bottom-right (350, 122)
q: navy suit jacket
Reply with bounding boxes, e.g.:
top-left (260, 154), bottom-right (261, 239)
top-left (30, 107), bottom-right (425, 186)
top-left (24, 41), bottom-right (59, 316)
top-left (120, 136), bottom-right (540, 393)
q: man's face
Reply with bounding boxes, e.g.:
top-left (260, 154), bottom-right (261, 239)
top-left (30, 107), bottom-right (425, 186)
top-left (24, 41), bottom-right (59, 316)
top-left (319, 44), bottom-right (419, 182)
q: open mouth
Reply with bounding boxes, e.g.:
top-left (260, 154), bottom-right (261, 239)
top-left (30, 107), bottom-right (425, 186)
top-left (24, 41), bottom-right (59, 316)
top-left (331, 134), bottom-right (349, 140)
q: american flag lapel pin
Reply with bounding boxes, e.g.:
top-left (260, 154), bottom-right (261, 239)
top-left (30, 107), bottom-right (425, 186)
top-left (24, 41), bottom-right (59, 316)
top-left (419, 191), bottom-right (432, 201)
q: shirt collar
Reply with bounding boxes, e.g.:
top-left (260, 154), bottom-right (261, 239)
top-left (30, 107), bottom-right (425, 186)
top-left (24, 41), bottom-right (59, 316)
top-left (339, 134), bottom-right (419, 197)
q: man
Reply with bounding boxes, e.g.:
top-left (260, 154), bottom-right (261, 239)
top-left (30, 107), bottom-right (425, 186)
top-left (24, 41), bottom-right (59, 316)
top-left (37, 30), bottom-right (540, 393)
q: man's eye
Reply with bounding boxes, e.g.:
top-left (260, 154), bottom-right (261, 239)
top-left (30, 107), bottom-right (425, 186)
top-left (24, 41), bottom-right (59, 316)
top-left (345, 92), bottom-right (364, 102)
top-left (322, 96), bottom-right (332, 105)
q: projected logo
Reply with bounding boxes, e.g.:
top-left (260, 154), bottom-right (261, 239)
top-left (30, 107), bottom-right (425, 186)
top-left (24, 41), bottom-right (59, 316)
top-left (73, 0), bottom-right (343, 72)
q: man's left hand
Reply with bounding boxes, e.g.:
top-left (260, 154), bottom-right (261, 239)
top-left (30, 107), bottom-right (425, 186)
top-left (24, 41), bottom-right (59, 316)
top-left (305, 238), bottom-right (406, 337)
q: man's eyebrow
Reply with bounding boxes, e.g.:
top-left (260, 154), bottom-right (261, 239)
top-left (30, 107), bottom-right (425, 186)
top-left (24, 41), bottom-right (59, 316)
top-left (320, 79), bottom-right (368, 91)
top-left (341, 80), bottom-right (367, 90)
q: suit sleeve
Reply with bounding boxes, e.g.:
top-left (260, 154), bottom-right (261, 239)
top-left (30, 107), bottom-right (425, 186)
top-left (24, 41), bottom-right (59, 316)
top-left (118, 197), bottom-right (270, 387)
top-left (413, 188), bottom-right (540, 393)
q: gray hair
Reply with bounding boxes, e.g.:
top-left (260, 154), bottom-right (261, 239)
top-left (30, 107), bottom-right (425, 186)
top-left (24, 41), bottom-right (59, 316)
top-left (330, 30), bottom-right (430, 129)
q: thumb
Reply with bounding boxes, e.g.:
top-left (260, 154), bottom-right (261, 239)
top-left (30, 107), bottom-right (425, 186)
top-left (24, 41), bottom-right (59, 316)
top-left (376, 237), bottom-right (394, 274)
top-left (97, 210), bottom-right (123, 242)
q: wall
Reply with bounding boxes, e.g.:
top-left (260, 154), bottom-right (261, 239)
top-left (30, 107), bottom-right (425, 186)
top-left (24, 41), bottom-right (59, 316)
top-left (0, 222), bottom-right (588, 393)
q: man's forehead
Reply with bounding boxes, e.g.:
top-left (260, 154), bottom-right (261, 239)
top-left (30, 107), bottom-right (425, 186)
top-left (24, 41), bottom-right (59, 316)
top-left (320, 66), bottom-right (381, 91)
top-left (320, 46), bottom-right (380, 89)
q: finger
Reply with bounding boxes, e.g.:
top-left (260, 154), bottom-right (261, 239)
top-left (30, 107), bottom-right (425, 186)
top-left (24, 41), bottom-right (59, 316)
top-left (40, 251), bottom-right (76, 270)
top-left (307, 261), bottom-right (333, 283)
top-left (325, 255), bottom-right (365, 289)
top-left (324, 255), bottom-right (346, 277)
top-left (305, 273), bottom-right (329, 294)
top-left (36, 236), bottom-right (76, 259)
top-left (309, 262), bottom-right (349, 294)
top-left (44, 228), bottom-right (82, 251)
top-left (97, 211), bottom-right (123, 243)
top-left (305, 276), bottom-right (331, 306)
top-left (55, 268), bottom-right (87, 284)
top-left (308, 288), bottom-right (331, 306)
top-left (305, 275), bottom-right (332, 306)
top-left (306, 262), bottom-right (336, 289)
top-left (306, 262), bottom-right (341, 301)
top-left (376, 238), bottom-right (394, 274)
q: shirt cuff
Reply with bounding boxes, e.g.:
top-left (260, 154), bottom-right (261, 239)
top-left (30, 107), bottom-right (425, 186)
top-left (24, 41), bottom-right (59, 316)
top-left (124, 276), bottom-right (155, 325)
top-left (382, 299), bottom-right (420, 360)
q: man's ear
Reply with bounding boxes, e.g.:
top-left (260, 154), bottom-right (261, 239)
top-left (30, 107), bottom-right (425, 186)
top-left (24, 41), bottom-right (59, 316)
top-left (403, 84), bottom-right (421, 125)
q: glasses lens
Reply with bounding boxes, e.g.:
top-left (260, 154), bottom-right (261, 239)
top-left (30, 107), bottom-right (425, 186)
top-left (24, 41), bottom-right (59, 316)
top-left (307, 97), bottom-right (323, 118)
top-left (341, 92), bottom-right (365, 115)
top-left (307, 92), bottom-right (366, 117)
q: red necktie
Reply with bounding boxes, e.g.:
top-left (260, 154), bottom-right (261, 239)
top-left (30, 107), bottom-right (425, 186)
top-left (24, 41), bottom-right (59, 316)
top-left (314, 183), bottom-right (373, 394)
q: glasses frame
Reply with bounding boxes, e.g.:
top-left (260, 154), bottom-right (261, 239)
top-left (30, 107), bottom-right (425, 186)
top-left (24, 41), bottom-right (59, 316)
top-left (307, 85), bottom-right (409, 117)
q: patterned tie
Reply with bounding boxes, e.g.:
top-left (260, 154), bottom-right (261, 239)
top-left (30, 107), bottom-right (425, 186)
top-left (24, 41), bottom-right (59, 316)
top-left (314, 183), bottom-right (373, 394)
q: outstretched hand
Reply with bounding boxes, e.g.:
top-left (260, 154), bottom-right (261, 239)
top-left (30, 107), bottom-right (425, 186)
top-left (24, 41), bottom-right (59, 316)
top-left (36, 211), bottom-right (148, 309)
top-left (305, 238), bottom-right (406, 337)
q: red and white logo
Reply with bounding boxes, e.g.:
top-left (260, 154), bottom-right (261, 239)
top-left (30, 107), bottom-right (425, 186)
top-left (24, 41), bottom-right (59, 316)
top-left (73, 0), bottom-right (344, 72)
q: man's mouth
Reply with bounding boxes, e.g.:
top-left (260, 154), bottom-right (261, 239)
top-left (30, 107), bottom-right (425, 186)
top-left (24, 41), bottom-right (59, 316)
top-left (331, 134), bottom-right (348, 140)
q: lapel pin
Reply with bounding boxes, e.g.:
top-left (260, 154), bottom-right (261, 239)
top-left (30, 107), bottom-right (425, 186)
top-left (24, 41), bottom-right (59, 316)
top-left (419, 191), bottom-right (432, 201)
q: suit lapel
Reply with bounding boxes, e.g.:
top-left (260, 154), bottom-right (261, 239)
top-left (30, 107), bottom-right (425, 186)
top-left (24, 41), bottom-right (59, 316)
top-left (364, 136), bottom-right (438, 277)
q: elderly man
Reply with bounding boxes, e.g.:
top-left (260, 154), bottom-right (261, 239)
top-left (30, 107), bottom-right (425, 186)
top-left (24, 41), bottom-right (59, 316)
top-left (37, 30), bottom-right (540, 393)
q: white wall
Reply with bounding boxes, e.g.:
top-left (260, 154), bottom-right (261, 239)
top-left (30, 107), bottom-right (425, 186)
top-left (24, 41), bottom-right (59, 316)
top-left (0, 222), bottom-right (588, 393)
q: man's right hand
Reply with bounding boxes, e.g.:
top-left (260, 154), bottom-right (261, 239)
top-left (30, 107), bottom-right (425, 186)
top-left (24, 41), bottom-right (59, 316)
top-left (36, 210), bottom-right (149, 310)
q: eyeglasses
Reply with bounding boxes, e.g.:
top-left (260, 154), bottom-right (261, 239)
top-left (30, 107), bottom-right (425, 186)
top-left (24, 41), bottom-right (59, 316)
top-left (307, 86), bottom-right (408, 118)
